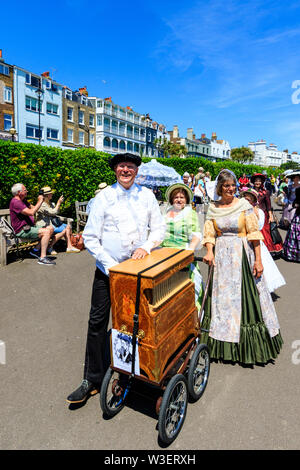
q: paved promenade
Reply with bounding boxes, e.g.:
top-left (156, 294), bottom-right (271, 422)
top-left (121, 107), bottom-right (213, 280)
top-left (0, 232), bottom-right (299, 450)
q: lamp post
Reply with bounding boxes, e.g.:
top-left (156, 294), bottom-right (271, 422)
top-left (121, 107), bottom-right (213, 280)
top-left (35, 86), bottom-right (44, 144)
top-left (9, 127), bottom-right (16, 142)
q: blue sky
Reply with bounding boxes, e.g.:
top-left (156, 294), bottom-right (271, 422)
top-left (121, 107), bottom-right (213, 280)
top-left (2, 0), bottom-right (300, 152)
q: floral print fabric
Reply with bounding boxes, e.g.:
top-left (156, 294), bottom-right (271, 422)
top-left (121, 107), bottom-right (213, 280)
top-left (202, 205), bottom-right (280, 343)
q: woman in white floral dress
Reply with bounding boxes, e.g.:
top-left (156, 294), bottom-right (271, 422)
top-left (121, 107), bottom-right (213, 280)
top-left (201, 170), bottom-right (283, 365)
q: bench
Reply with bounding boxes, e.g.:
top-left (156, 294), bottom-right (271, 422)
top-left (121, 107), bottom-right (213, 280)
top-left (0, 209), bottom-right (73, 267)
top-left (75, 200), bottom-right (89, 232)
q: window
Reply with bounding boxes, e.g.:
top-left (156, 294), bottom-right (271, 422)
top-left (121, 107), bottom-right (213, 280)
top-left (46, 102), bottom-right (58, 115)
top-left (47, 128), bottom-right (59, 140)
top-left (25, 96), bottom-right (42, 112)
top-left (4, 114), bottom-right (12, 131)
top-left (97, 115), bottom-right (102, 126)
top-left (89, 114), bottom-right (94, 127)
top-left (67, 129), bottom-right (73, 142)
top-left (0, 64), bottom-right (9, 76)
top-left (78, 110), bottom-right (84, 125)
top-left (67, 107), bottom-right (73, 121)
top-left (45, 80), bottom-right (51, 89)
top-left (90, 133), bottom-right (95, 147)
top-left (111, 120), bottom-right (118, 133)
top-left (65, 89), bottom-right (72, 100)
top-left (97, 100), bottom-right (102, 107)
top-left (104, 137), bottom-right (110, 147)
top-left (119, 123), bottom-right (125, 136)
top-left (4, 86), bottom-right (12, 103)
top-left (81, 96), bottom-right (88, 106)
top-left (127, 125), bottom-right (133, 137)
top-left (25, 73), bottom-right (41, 88)
top-left (26, 124), bottom-right (42, 139)
top-left (79, 131), bottom-right (84, 145)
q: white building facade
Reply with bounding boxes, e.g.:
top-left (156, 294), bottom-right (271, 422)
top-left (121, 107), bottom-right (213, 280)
top-left (14, 67), bottom-right (63, 147)
top-left (89, 97), bottom-right (147, 156)
top-left (248, 140), bottom-right (288, 167)
top-left (210, 133), bottom-right (231, 160)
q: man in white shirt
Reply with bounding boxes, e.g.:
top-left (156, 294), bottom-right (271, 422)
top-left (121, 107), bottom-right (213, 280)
top-left (67, 153), bottom-right (166, 404)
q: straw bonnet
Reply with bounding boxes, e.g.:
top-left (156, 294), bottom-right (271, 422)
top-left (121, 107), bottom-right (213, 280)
top-left (95, 182), bottom-right (108, 195)
top-left (239, 187), bottom-right (259, 202)
top-left (41, 186), bottom-right (54, 195)
top-left (165, 183), bottom-right (194, 204)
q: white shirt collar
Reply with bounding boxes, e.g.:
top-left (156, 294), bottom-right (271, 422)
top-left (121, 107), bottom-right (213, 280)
top-left (115, 181), bottom-right (139, 197)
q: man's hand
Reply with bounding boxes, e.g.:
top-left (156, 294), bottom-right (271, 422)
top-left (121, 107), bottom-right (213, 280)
top-left (131, 248), bottom-right (148, 260)
top-left (37, 194), bottom-right (44, 203)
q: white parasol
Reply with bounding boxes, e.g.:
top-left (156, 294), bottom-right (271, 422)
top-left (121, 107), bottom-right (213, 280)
top-left (135, 159), bottom-right (182, 188)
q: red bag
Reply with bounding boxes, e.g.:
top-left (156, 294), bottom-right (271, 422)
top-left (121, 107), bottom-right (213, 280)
top-left (70, 233), bottom-right (85, 251)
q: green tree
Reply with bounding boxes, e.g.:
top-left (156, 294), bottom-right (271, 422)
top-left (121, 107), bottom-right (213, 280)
top-left (154, 138), bottom-right (187, 158)
top-left (280, 161), bottom-right (300, 171)
top-left (230, 146), bottom-right (254, 164)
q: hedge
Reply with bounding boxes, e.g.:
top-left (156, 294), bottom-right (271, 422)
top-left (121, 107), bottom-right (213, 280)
top-left (0, 141), bottom-right (278, 221)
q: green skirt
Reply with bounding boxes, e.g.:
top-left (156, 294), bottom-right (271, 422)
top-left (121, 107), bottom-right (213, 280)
top-left (201, 248), bottom-right (283, 365)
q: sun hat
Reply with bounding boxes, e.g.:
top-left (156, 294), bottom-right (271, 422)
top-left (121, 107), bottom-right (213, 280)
top-left (286, 170), bottom-right (300, 178)
top-left (183, 172), bottom-right (190, 177)
top-left (108, 152), bottom-right (142, 170)
top-left (239, 187), bottom-right (259, 202)
top-left (165, 183), bottom-right (194, 204)
top-left (251, 173), bottom-right (266, 184)
top-left (41, 186), bottom-right (54, 195)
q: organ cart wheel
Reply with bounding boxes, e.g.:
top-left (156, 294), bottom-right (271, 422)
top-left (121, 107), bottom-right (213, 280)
top-left (100, 367), bottom-right (130, 418)
top-left (158, 374), bottom-right (188, 445)
top-left (187, 343), bottom-right (210, 402)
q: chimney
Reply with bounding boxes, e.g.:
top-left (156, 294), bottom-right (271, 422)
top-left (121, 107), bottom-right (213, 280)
top-left (201, 133), bottom-right (206, 139)
top-left (187, 128), bottom-right (194, 140)
top-left (173, 125), bottom-right (179, 138)
top-left (42, 71), bottom-right (50, 78)
top-left (193, 134), bottom-right (196, 140)
top-left (212, 132), bottom-right (217, 141)
top-left (0, 49), bottom-right (3, 62)
top-left (79, 86), bottom-right (88, 96)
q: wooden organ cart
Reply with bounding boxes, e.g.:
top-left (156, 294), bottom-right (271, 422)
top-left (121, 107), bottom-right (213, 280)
top-left (99, 247), bottom-right (210, 444)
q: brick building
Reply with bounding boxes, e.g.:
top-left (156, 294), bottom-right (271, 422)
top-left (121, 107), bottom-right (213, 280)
top-left (62, 86), bottom-right (96, 149)
top-left (0, 50), bottom-right (16, 141)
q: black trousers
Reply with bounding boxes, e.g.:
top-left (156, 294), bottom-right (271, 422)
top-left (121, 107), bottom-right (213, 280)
top-left (83, 268), bottom-right (111, 385)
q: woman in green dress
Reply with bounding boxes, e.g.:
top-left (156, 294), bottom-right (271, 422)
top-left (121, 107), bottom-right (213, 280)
top-left (161, 183), bottom-right (204, 312)
top-left (201, 170), bottom-right (283, 365)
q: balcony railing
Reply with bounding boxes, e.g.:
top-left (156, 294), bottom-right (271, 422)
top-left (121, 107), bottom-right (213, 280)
top-left (101, 108), bottom-right (145, 125)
